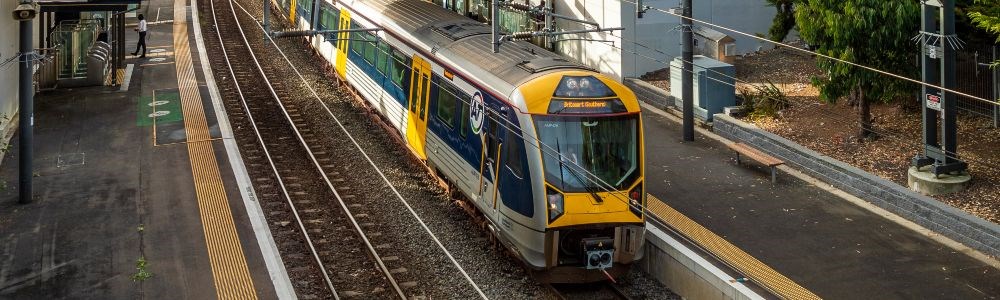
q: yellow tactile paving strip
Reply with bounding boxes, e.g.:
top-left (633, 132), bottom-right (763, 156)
top-left (173, 0), bottom-right (259, 299)
top-left (647, 194), bottom-right (821, 300)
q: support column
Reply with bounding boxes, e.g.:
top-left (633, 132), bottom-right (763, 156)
top-left (940, 0), bottom-right (958, 165)
top-left (919, 1), bottom-right (939, 159)
top-left (118, 13), bottom-right (125, 72)
top-left (111, 13), bottom-right (119, 75)
top-left (264, 0), bottom-right (270, 38)
top-left (909, 0), bottom-right (969, 194)
top-left (491, 0), bottom-right (499, 53)
top-left (681, 0), bottom-right (694, 142)
top-left (19, 8), bottom-right (35, 204)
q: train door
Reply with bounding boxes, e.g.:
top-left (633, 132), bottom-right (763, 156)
top-left (478, 115), bottom-right (502, 214)
top-left (334, 9), bottom-right (350, 78)
top-left (405, 55), bottom-right (432, 159)
top-left (289, 0), bottom-right (298, 23)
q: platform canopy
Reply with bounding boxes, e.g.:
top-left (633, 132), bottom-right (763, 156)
top-left (37, 0), bottom-right (141, 12)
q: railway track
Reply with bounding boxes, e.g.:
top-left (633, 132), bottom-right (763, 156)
top-left (205, 0), bottom-right (406, 298)
top-left (200, 0), bottom-right (488, 298)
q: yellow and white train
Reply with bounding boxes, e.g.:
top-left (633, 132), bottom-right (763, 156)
top-left (278, 0), bottom-right (646, 281)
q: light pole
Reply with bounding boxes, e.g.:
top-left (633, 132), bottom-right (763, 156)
top-left (14, 0), bottom-right (38, 204)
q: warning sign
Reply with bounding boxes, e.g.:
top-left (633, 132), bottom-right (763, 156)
top-left (926, 93), bottom-right (942, 111)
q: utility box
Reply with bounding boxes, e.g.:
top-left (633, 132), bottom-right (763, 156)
top-left (670, 55), bottom-right (736, 122)
top-left (693, 26), bottom-right (737, 64)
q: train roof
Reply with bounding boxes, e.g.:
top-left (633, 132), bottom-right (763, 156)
top-left (361, 0), bottom-right (594, 90)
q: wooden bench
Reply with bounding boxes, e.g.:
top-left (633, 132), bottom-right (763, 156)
top-left (728, 142), bottom-right (785, 183)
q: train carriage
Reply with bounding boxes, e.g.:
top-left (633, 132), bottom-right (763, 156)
top-left (278, 0), bottom-right (647, 281)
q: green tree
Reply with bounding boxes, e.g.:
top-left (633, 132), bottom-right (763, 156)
top-left (968, 0), bottom-right (1000, 67)
top-left (766, 0), bottom-right (797, 42)
top-left (795, 0), bottom-right (920, 139)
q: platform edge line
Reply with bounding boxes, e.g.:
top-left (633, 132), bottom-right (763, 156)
top-left (190, 0), bottom-right (297, 298)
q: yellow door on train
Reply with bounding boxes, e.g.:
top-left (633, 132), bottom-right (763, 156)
top-left (334, 9), bottom-right (350, 78)
top-left (289, 0), bottom-right (297, 23)
top-left (406, 55), bottom-right (432, 159)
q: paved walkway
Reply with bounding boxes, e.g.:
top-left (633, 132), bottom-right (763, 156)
top-left (641, 104), bottom-right (1000, 299)
top-left (0, 0), bottom-right (289, 298)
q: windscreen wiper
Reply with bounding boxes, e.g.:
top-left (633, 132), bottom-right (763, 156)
top-left (563, 160), bottom-right (605, 204)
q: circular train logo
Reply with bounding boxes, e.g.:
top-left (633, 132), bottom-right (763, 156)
top-left (470, 91), bottom-right (485, 135)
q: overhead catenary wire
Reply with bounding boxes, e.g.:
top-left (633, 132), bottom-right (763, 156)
top-left (254, 0), bottom-right (645, 202)
top-left (284, 5), bottom-right (995, 224)
top-left (611, 0), bottom-right (1000, 108)
top-left (577, 21), bottom-right (1000, 172)
top-left (262, 6), bottom-right (1000, 299)
top-left (261, 5), bottom-right (997, 285)
top-left (253, 8), bottom-right (995, 295)
top-left (600, 36), bottom-right (1000, 172)
top-left (255, 11), bottom-right (649, 223)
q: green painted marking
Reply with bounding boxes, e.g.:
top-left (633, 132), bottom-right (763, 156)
top-left (137, 90), bottom-right (184, 127)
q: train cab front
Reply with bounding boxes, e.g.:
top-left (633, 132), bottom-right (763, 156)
top-left (521, 72), bottom-right (647, 282)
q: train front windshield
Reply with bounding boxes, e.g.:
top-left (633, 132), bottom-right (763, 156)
top-left (534, 114), bottom-right (640, 193)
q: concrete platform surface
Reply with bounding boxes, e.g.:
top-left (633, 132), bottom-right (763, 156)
top-left (0, 0), bottom-right (283, 298)
top-left (642, 107), bottom-right (1000, 299)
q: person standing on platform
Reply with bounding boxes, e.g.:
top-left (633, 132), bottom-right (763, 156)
top-left (131, 14), bottom-right (147, 58)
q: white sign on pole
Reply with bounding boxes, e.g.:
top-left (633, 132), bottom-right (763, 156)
top-left (926, 93), bottom-right (942, 111)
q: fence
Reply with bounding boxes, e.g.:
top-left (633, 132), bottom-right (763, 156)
top-left (955, 43), bottom-right (998, 127)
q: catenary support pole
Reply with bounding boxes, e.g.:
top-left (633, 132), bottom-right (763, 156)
top-left (681, 0), bottom-right (694, 141)
top-left (263, 0), bottom-right (270, 39)
top-left (941, 0), bottom-right (957, 165)
top-left (19, 7), bottom-right (34, 204)
top-left (492, 0), bottom-right (500, 53)
top-left (920, 1), bottom-right (939, 154)
top-left (544, 0), bottom-right (553, 49)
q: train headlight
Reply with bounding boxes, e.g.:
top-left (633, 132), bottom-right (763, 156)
top-left (628, 183), bottom-right (643, 218)
top-left (547, 187), bottom-right (564, 223)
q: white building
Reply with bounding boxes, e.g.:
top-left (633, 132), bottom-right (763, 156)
top-left (434, 0), bottom-right (776, 80)
top-left (549, 0), bottom-right (778, 80)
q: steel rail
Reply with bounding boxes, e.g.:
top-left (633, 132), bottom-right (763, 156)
top-left (231, 1), bottom-right (490, 298)
top-left (207, 0), bottom-right (340, 297)
top-left (222, 0), bottom-right (409, 298)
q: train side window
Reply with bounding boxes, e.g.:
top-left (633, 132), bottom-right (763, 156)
top-left (349, 24), bottom-right (362, 55)
top-left (419, 74), bottom-right (430, 120)
top-left (362, 32), bottom-right (377, 66)
top-left (376, 42), bottom-right (390, 76)
top-left (299, 0), bottom-right (313, 15)
top-left (390, 49), bottom-right (410, 90)
top-left (460, 99), bottom-right (470, 139)
top-left (505, 125), bottom-right (524, 178)
top-left (435, 81), bottom-right (458, 129)
top-left (318, 5), bottom-right (335, 30)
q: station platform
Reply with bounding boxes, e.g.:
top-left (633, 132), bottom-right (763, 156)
top-left (0, 0), bottom-right (290, 298)
top-left (640, 103), bottom-right (1000, 299)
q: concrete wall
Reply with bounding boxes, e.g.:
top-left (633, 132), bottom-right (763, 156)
top-left (0, 3), bottom-right (39, 150)
top-left (713, 113), bottom-right (1000, 258)
top-left (642, 224), bottom-right (765, 300)
top-left (552, 0), bottom-right (776, 80)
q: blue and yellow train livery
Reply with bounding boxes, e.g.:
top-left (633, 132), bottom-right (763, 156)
top-left (278, 0), bottom-right (646, 281)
